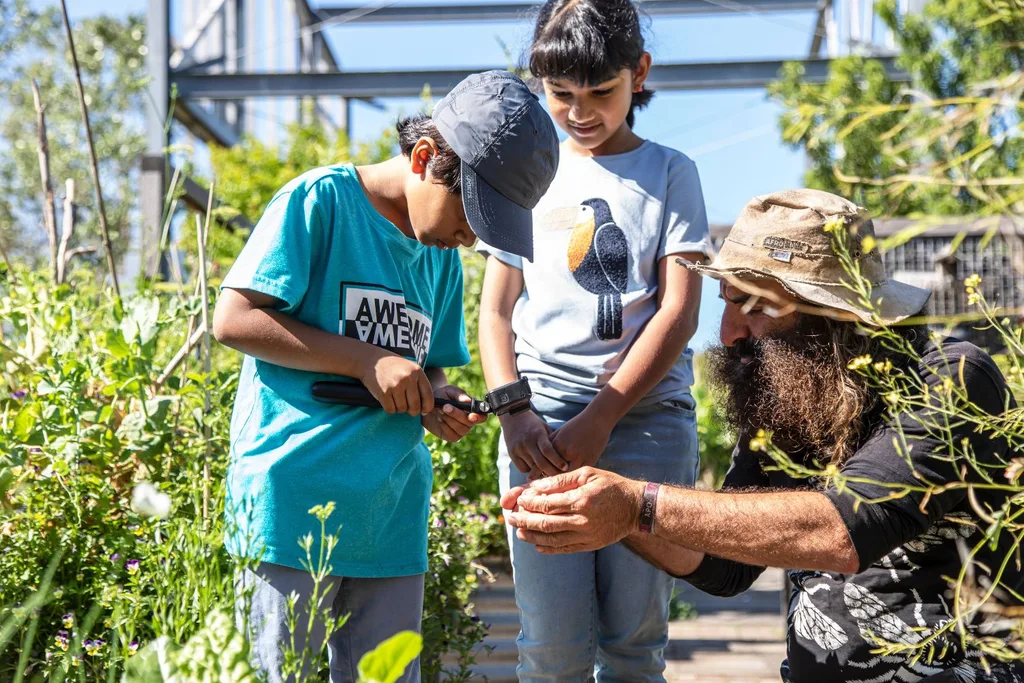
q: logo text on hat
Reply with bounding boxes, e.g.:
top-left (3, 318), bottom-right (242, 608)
top-left (762, 236), bottom-right (811, 253)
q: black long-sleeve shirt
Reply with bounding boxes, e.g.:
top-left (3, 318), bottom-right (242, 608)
top-left (681, 339), bottom-right (1024, 683)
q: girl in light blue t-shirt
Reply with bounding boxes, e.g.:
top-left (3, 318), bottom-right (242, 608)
top-left (478, 1), bottom-right (711, 680)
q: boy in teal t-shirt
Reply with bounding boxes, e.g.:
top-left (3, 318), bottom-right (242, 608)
top-left (213, 71), bottom-right (558, 683)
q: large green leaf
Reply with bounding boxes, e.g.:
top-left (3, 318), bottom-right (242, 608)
top-left (357, 631), bottom-right (423, 683)
top-left (120, 296), bottom-right (161, 347)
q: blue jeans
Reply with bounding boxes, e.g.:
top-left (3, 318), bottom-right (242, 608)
top-left (498, 394), bottom-right (700, 683)
top-left (237, 563), bottom-right (423, 683)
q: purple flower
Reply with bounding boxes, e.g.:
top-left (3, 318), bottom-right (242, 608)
top-left (62, 613), bottom-right (73, 628)
top-left (448, 485), bottom-right (460, 495)
top-left (128, 640), bottom-right (139, 655)
top-left (125, 559), bottom-right (140, 575)
top-left (54, 630), bottom-right (69, 651)
top-left (458, 496), bottom-right (469, 504)
top-left (110, 553), bottom-right (120, 562)
top-left (434, 519), bottom-right (446, 528)
top-left (12, 389), bottom-right (26, 400)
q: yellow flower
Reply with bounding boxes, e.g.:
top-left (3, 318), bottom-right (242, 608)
top-left (847, 355), bottom-right (873, 371)
top-left (964, 274), bottom-right (982, 289)
top-left (748, 430), bottom-right (769, 452)
top-left (873, 359), bottom-right (893, 374)
top-left (860, 235), bottom-right (876, 254)
top-left (968, 292), bottom-right (981, 306)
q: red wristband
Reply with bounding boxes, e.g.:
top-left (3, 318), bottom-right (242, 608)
top-left (638, 482), bottom-right (660, 534)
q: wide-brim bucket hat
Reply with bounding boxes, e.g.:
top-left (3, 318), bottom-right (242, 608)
top-left (683, 189), bottom-right (931, 326)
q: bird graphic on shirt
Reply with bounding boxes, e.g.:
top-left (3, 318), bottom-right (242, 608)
top-left (566, 198), bottom-right (629, 340)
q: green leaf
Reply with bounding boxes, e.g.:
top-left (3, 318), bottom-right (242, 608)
top-left (357, 631), bottom-right (423, 683)
top-left (121, 636), bottom-right (179, 683)
top-left (0, 468), bottom-right (13, 497)
top-left (120, 296), bottom-right (161, 347)
top-left (13, 404), bottom-right (38, 442)
top-left (37, 379), bottom-right (56, 396)
top-left (103, 329), bottom-right (131, 359)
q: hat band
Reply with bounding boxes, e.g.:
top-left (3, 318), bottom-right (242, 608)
top-left (716, 237), bottom-right (887, 286)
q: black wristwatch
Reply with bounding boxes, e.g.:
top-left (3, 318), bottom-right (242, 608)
top-left (485, 378), bottom-right (533, 416)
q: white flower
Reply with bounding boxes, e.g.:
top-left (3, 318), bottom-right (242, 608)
top-left (131, 482), bottom-right (171, 519)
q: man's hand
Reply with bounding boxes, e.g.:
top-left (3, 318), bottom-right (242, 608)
top-left (552, 413), bottom-right (613, 471)
top-left (502, 467), bottom-right (645, 554)
top-left (500, 411), bottom-right (568, 477)
top-left (422, 385), bottom-right (486, 442)
top-left (360, 353), bottom-right (434, 416)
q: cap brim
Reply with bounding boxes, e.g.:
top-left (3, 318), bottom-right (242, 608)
top-left (676, 257), bottom-right (931, 326)
top-left (462, 160), bottom-right (533, 262)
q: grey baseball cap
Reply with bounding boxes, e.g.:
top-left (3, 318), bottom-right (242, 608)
top-left (432, 70), bottom-right (559, 261)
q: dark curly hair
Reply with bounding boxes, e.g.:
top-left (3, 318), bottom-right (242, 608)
top-left (530, 0), bottom-right (654, 128)
top-left (396, 115), bottom-right (461, 194)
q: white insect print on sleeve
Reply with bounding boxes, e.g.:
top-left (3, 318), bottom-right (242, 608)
top-left (844, 582), bottom-right (923, 646)
top-left (792, 583), bottom-right (849, 651)
top-left (903, 512), bottom-right (976, 554)
top-left (878, 547), bottom-right (921, 583)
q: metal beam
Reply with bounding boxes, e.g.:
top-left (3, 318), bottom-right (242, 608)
top-left (174, 98), bottom-right (240, 147)
top-left (180, 174), bottom-right (253, 231)
top-left (315, 0), bottom-right (820, 23)
top-left (170, 0), bottom-right (226, 69)
top-left (173, 57), bottom-right (905, 100)
top-left (142, 0), bottom-right (170, 279)
top-left (809, 0), bottom-right (831, 56)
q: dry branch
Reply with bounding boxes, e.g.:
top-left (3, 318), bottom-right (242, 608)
top-left (153, 324), bottom-right (206, 390)
top-left (60, 0), bottom-right (120, 299)
top-left (31, 80), bottom-right (58, 283)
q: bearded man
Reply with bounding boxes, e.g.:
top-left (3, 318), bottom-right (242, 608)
top-left (502, 190), bottom-right (1024, 683)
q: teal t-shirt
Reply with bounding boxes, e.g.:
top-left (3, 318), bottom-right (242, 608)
top-left (221, 163), bottom-right (470, 578)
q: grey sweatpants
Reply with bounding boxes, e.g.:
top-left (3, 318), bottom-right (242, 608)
top-left (237, 562), bottom-right (424, 683)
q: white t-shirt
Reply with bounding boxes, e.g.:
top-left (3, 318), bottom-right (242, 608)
top-left (479, 140), bottom-right (711, 405)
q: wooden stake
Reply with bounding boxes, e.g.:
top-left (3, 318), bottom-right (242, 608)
top-left (31, 81), bottom-right (58, 283)
top-left (57, 179), bottom-right (76, 284)
top-left (153, 324), bottom-right (206, 390)
top-left (197, 180), bottom-right (215, 523)
top-left (60, 0), bottom-right (120, 299)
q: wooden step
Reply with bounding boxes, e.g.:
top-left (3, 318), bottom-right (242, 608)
top-left (441, 637), bottom-right (518, 665)
top-left (463, 662), bottom-right (519, 683)
top-left (479, 610), bottom-right (520, 638)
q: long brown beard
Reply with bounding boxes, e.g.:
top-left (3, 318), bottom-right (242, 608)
top-left (705, 316), bottom-right (881, 466)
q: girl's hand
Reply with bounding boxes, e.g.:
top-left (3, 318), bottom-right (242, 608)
top-left (552, 413), bottom-right (613, 472)
top-left (500, 411), bottom-right (568, 477)
top-left (360, 353), bottom-right (434, 416)
top-left (422, 385), bottom-right (486, 442)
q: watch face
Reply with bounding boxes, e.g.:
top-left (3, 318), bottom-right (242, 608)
top-left (487, 379), bottom-right (532, 414)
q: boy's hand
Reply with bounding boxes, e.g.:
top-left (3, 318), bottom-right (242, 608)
top-left (360, 354), bottom-right (434, 416)
top-left (552, 413), bottom-right (613, 472)
top-left (422, 385), bottom-right (486, 442)
top-left (500, 411), bottom-right (568, 478)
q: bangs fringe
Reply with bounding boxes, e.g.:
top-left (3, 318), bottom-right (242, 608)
top-left (529, 0), bottom-right (645, 86)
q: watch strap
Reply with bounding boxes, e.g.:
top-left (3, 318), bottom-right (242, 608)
top-left (638, 482), bottom-right (660, 534)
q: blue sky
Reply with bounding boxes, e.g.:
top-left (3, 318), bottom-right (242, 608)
top-left (41, 0), bottom-right (819, 350)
